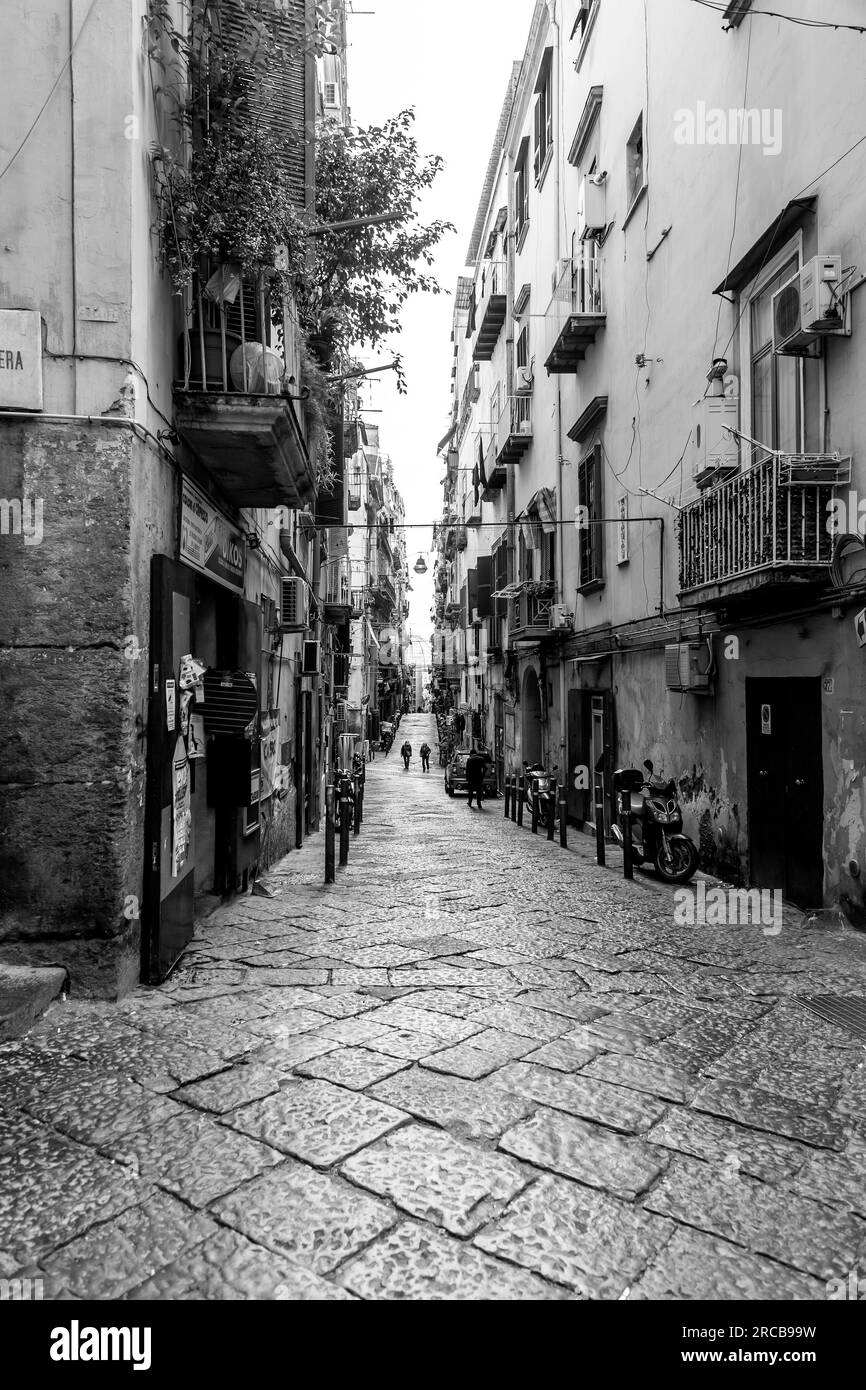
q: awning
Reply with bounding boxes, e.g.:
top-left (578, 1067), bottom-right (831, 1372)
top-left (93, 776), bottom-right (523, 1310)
top-left (713, 197), bottom-right (817, 295)
top-left (437, 421), bottom-right (458, 454)
top-left (533, 487), bottom-right (558, 534)
top-left (365, 618), bottom-right (380, 650)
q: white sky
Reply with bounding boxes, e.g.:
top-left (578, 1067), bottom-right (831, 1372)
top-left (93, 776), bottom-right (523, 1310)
top-left (345, 0), bottom-right (531, 672)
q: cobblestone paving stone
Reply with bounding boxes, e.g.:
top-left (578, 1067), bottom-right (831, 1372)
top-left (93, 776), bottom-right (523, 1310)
top-left (3, 714), bottom-right (866, 1299)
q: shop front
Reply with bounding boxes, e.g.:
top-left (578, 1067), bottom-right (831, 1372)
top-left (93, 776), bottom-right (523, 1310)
top-left (142, 479), bottom-right (263, 984)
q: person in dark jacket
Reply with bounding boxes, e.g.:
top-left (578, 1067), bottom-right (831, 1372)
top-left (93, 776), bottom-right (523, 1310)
top-left (401, 740), bottom-right (412, 770)
top-left (420, 741), bottom-right (431, 772)
top-left (466, 746), bottom-right (490, 808)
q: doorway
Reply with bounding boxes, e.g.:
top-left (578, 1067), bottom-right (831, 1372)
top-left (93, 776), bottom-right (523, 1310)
top-left (567, 688), bottom-right (614, 830)
top-left (746, 677), bottom-right (824, 908)
top-left (522, 668), bottom-right (543, 765)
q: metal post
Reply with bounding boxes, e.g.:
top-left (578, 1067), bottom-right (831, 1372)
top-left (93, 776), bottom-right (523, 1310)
top-left (339, 773), bottom-right (351, 866)
top-left (621, 790), bottom-right (634, 881)
top-left (559, 788), bottom-right (568, 848)
top-left (516, 776), bottom-right (524, 826)
top-left (531, 788), bottom-right (539, 835)
top-left (325, 783), bottom-right (335, 884)
top-left (547, 779), bottom-right (557, 842)
top-left (595, 777), bottom-right (606, 867)
top-left (353, 774), bottom-right (361, 836)
top-left (504, 775), bottom-right (511, 819)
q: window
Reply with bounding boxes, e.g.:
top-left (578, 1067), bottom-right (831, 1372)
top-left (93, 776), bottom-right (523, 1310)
top-left (577, 444), bottom-right (604, 590)
top-left (515, 139), bottom-right (530, 244)
top-left (626, 114), bottom-right (645, 213)
top-left (572, 0), bottom-right (599, 41)
top-left (516, 325), bottom-right (530, 370)
top-left (748, 253), bottom-right (802, 462)
top-left (324, 82), bottom-right (337, 106)
top-left (533, 51), bottom-right (554, 184)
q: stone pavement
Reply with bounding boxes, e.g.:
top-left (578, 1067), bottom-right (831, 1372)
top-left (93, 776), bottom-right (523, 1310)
top-left (2, 713), bottom-right (866, 1301)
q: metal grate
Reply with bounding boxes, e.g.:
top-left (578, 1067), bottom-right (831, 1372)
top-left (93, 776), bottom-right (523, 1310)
top-left (798, 995), bottom-right (866, 1041)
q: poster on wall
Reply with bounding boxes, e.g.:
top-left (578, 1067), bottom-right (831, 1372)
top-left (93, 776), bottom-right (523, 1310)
top-left (171, 735), bottom-right (191, 877)
top-left (260, 713), bottom-right (280, 800)
top-left (188, 711), bottom-right (206, 760)
top-left (179, 478), bottom-right (246, 594)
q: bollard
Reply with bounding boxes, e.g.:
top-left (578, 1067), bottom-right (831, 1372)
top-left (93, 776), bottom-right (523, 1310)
top-left (559, 788), bottom-right (568, 848)
top-left (339, 773), bottom-right (351, 866)
top-left (621, 790), bottom-right (634, 881)
top-left (547, 779), bottom-right (557, 842)
top-left (516, 776), bottom-right (524, 826)
top-left (353, 774), bottom-right (361, 836)
top-left (531, 788), bottom-right (539, 835)
top-left (595, 781), bottom-right (606, 866)
top-left (504, 775), bottom-right (510, 819)
top-left (325, 783), bottom-right (336, 884)
top-left (359, 775), bottom-right (365, 826)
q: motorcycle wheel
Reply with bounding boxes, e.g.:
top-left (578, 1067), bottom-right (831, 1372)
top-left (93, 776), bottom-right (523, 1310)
top-left (654, 835), bottom-right (699, 884)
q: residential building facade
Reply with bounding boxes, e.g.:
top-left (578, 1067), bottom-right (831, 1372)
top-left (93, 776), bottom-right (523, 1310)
top-left (0, 0), bottom-right (357, 994)
top-left (432, 0), bottom-right (866, 918)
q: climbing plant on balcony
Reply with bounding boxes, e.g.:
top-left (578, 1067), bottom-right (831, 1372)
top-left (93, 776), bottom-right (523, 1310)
top-left (306, 110), bottom-right (455, 389)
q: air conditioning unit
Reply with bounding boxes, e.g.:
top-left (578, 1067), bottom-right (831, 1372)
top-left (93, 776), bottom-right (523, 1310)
top-left (516, 364), bottom-right (534, 394)
top-left (580, 176), bottom-right (607, 240)
top-left (691, 396), bottom-right (740, 485)
top-left (665, 640), bottom-right (713, 694)
top-left (772, 256), bottom-right (850, 356)
top-left (302, 640), bottom-right (321, 676)
top-left (549, 604), bottom-right (574, 633)
top-left (279, 576), bottom-right (308, 632)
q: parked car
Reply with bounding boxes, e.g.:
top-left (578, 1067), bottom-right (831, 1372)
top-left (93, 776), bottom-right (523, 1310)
top-left (444, 748), bottom-right (498, 798)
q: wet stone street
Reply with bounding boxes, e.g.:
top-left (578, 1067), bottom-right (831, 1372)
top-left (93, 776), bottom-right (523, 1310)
top-left (2, 713), bottom-right (866, 1301)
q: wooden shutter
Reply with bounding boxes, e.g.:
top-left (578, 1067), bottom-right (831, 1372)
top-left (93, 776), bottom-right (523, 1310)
top-left (219, 0), bottom-right (315, 212)
top-left (476, 555), bottom-right (493, 619)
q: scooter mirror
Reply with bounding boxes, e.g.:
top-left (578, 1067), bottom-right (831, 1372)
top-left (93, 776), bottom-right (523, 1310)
top-left (644, 759), bottom-right (654, 773)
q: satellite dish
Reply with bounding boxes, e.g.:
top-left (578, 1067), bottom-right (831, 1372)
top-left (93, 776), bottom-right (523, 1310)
top-left (229, 342), bottom-right (283, 394)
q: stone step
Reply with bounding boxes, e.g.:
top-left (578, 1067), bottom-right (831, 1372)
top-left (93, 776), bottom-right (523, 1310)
top-left (0, 963), bottom-right (68, 1042)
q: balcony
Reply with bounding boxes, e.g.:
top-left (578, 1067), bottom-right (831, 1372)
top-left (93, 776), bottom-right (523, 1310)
top-left (509, 582), bottom-right (556, 644)
top-left (495, 395), bottom-right (533, 468)
top-left (679, 456), bottom-right (834, 605)
top-left (350, 587), bottom-right (366, 618)
top-left (544, 247), bottom-right (605, 374)
top-left (472, 261), bottom-right (507, 362)
top-left (323, 558), bottom-right (351, 625)
top-left (371, 573), bottom-right (397, 610)
top-left (173, 272), bottom-right (316, 509)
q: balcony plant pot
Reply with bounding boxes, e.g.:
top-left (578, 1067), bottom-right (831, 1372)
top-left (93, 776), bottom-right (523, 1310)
top-left (178, 328), bottom-right (243, 391)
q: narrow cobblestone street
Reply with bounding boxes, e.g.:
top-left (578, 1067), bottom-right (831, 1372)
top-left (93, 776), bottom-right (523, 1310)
top-left (2, 713), bottom-right (866, 1301)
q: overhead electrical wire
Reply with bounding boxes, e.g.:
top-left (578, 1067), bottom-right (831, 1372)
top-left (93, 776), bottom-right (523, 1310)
top-left (689, 0), bottom-right (866, 33)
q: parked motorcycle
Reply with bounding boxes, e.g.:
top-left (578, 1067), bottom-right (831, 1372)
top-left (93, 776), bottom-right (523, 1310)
top-left (523, 762), bottom-right (557, 830)
top-left (610, 760), bottom-right (699, 883)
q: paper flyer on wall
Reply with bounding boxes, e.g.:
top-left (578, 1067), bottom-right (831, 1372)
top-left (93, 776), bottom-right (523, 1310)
top-left (172, 735), bottom-right (191, 877)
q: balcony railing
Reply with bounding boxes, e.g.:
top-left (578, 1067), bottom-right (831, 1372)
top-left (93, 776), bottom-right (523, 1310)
top-left (495, 395), bottom-right (533, 468)
top-left (173, 267), bottom-right (315, 509)
top-left (350, 587), bottom-right (366, 617)
top-left (544, 246), bottom-right (605, 374)
top-left (509, 582), bottom-right (556, 642)
top-left (322, 558), bottom-right (351, 623)
top-left (679, 456), bottom-right (834, 598)
top-left (472, 261), bottom-right (508, 362)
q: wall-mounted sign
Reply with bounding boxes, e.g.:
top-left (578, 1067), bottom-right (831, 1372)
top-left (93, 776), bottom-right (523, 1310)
top-left (179, 477), bottom-right (245, 594)
top-left (761, 703), bottom-right (772, 736)
top-left (0, 310), bottom-right (43, 411)
top-left (856, 608), bottom-right (866, 648)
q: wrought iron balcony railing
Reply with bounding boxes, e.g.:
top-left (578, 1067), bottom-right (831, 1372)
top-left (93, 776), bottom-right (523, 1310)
top-left (544, 246), bottom-right (605, 374)
top-left (679, 456), bottom-right (834, 597)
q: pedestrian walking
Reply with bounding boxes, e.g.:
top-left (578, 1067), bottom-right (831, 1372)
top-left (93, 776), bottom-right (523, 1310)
top-left (420, 741), bottom-right (431, 773)
top-left (466, 745), bottom-right (490, 809)
top-left (401, 740), bottom-right (412, 770)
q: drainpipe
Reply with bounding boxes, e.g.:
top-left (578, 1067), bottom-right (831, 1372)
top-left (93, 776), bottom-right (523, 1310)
top-left (506, 115), bottom-right (517, 766)
top-left (551, 0), bottom-right (568, 786)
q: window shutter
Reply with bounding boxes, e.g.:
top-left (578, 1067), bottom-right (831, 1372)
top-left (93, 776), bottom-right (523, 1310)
top-left (220, 0), bottom-right (314, 213)
top-left (533, 99), bottom-right (542, 180)
top-left (476, 555), bottom-right (493, 619)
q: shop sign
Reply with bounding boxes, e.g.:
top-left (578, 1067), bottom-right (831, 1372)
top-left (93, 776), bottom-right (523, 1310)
top-left (0, 310), bottom-right (43, 410)
top-left (260, 713), bottom-right (280, 800)
top-left (179, 477), bottom-right (245, 593)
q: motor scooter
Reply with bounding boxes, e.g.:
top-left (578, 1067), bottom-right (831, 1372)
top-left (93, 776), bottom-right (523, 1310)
top-left (610, 760), bottom-right (699, 883)
top-left (522, 762), bottom-right (557, 830)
